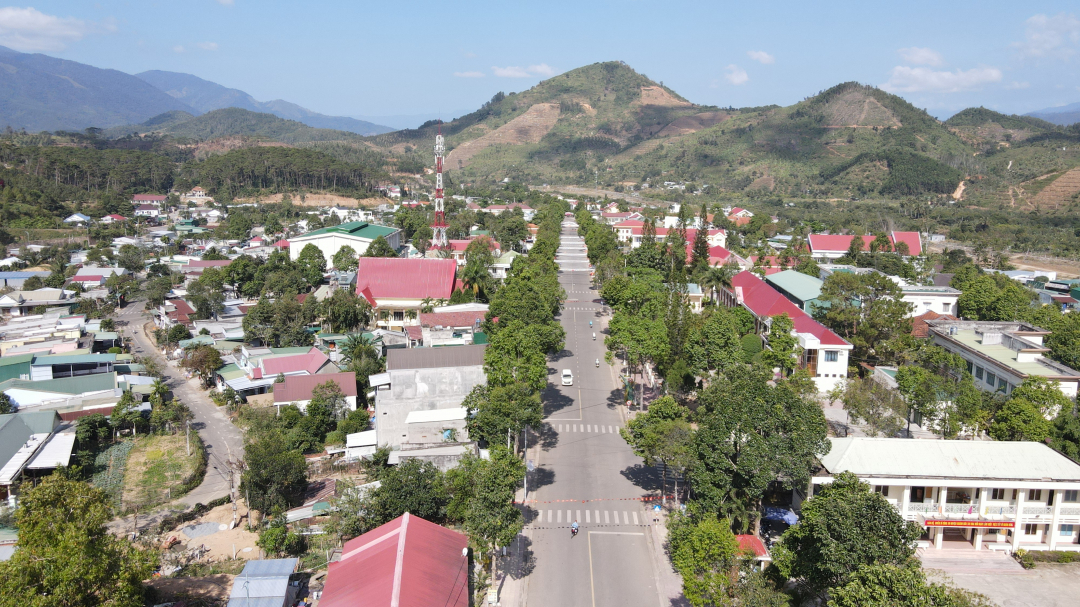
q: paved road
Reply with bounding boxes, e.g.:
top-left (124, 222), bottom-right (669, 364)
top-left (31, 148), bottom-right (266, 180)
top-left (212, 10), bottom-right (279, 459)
top-left (117, 301), bottom-right (244, 509)
top-left (517, 220), bottom-right (671, 607)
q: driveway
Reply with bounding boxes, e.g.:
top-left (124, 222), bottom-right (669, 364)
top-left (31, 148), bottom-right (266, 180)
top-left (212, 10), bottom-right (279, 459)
top-left (116, 300), bottom-right (244, 509)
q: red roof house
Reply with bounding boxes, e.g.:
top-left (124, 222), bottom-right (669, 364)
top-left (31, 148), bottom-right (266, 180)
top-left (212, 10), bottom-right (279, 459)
top-left (808, 231), bottom-right (922, 259)
top-left (355, 258), bottom-right (457, 306)
top-left (132, 194), bottom-right (167, 202)
top-left (272, 372), bottom-right (357, 405)
top-left (735, 534), bottom-right (771, 562)
top-left (260, 347), bottom-right (333, 377)
top-left (319, 513), bottom-right (469, 607)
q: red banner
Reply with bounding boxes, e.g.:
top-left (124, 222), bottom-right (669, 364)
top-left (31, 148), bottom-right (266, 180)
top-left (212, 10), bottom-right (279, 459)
top-left (924, 519), bottom-right (1015, 529)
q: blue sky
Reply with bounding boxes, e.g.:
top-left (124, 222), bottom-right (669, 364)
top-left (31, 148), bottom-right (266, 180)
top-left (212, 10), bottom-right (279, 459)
top-left (2, 1), bottom-right (1080, 125)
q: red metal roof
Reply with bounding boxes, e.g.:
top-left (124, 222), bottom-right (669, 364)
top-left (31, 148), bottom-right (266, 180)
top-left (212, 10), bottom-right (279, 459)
top-left (261, 347), bottom-right (330, 376)
top-left (808, 232), bottom-right (921, 256)
top-left (320, 513), bottom-right (469, 607)
top-left (405, 324), bottom-right (423, 341)
top-left (911, 310), bottom-right (957, 338)
top-left (420, 311), bottom-right (486, 328)
top-left (185, 259), bottom-right (232, 268)
top-left (355, 258), bottom-right (456, 301)
top-left (167, 299), bottom-right (196, 315)
top-left (890, 231), bottom-right (922, 256)
top-left (132, 194), bottom-right (167, 201)
top-left (730, 272), bottom-right (849, 346)
top-left (735, 534), bottom-right (769, 558)
top-left (272, 372), bottom-right (357, 403)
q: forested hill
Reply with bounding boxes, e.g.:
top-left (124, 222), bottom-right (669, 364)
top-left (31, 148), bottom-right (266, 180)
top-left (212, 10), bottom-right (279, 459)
top-left (106, 108), bottom-right (371, 145)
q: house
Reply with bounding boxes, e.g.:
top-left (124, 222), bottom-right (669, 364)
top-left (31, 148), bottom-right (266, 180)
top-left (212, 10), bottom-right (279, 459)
top-left (154, 299), bottom-right (196, 328)
top-left (0, 410), bottom-right (74, 502)
top-left (271, 372), bottom-right (358, 413)
top-left (0, 372), bottom-right (120, 412)
top-left (319, 513), bottom-right (469, 607)
top-left (355, 258), bottom-right (457, 331)
top-left (368, 344), bottom-right (485, 451)
top-left (0, 288), bottom-right (77, 316)
top-left (29, 353), bottom-right (116, 381)
top-left (131, 194), bottom-right (167, 207)
top-left (811, 437), bottom-right (1080, 552)
top-left (489, 250), bottom-right (521, 280)
top-left (727, 207), bottom-right (754, 226)
top-left (418, 309), bottom-right (487, 347)
top-left (719, 271), bottom-right (852, 392)
top-left (100, 214), bottom-right (127, 225)
top-left (926, 319), bottom-right (1080, 398)
top-left (133, 204), bottom-right (161, 218)
top-left (0, 272), bottom-right (49, 289)
top-left (765, 270), bottom-right (824, 313)
top-left (183, 186), bottom-right (211, 201)
top-left (288, 221), bottom-right (402, 262)
top-left (484, 202), bottom-right (535, 220)
top-left (901, 285), bottom-right (960, 317)
top-left (612, 220), bottom-right (728, 250)
top-left (601, 211), bottom-right (643, 225)
top-left (226, 558), bottom-right (299, 607)
top-left (807, 231), bottom-right (922, 260)
top-left (911, 310), bottom-right (958, 338)
top-left (63, 213), bottom-right (91, 225)
top-left (220, 346), bottom-right (340, 397)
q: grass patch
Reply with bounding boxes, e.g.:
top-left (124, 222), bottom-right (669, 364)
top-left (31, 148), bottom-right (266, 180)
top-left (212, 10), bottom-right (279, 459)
top-left (90, 440), bottom-right (135, 511)
top-left (121, 433), bottom-right (205, 511)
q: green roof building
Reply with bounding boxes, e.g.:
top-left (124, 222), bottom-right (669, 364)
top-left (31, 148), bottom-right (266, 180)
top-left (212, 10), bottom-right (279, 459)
top-left (765, 270), bottom-right (825, 313)
top-left (287, 221), bottom-right (402, 264)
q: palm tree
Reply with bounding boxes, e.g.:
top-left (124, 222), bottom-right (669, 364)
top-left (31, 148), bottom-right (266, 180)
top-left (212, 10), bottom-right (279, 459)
top-left (700, 261), bottom-right (738, 306)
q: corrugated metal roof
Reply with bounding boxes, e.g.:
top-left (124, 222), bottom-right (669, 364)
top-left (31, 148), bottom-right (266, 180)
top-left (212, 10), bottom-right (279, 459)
top-left (820, 437), bottom-right (1080, 481)
top-left (730, 272), bottom-right (849, 347)
top-left (405, 407), bottom-right (467, 424)
top-left (766, 270), bottom-right (823, 302)
top-left (272, 372), bottom-right (357, 403)
top-left (293, 221), bottom-right (399, 240)
top-left (26, 431), bottom-right (75, 469)
top-left (0, 373), bottom-right (117, 395)
top-left (236, 558), bottom-right (299, 578)
top-left (355, 258), bottom-right (456, 301)
top-left (31, 353), bottom-right (116, 366)
top-left (386, 344), bottom-right (486, 370)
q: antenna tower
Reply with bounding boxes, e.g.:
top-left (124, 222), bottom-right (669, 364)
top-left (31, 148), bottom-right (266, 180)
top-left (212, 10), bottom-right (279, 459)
top-left (431, 130), bottom-right (448, 249)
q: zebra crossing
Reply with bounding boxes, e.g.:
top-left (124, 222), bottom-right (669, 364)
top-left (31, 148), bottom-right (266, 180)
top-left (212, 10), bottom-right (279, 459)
top-left (553, 423), bottom-right (619, 434)
top-left (562, 306), bottom-right (599, 311)
top-left (532, 508), bottom-right (644, 528)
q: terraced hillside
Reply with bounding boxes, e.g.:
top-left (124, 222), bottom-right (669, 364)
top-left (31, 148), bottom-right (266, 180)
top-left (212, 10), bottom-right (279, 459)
top-left (1033, 167), bottom-right (1080, 210)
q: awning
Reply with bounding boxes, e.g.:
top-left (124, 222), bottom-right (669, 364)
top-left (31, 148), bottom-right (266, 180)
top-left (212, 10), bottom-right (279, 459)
top-left (762, 507), bottom-right (798, 525)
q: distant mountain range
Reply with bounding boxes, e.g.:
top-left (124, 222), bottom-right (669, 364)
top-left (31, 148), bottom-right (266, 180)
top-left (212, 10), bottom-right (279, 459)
top-left (0, 45), bottom-right (393, 135)
top-left (136, 70), bottom-right (393, 135)
top-left (1026, 101), bottom-right (1080, 127)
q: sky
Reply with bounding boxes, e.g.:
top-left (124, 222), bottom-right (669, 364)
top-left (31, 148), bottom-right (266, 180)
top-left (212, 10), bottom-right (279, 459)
top-left (1, 1), bottom-right (1080, 126)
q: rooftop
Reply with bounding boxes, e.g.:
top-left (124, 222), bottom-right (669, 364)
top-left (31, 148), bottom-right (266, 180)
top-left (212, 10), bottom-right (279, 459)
top-left (355, 258), bottom-right (457, 303)
top-left (820, 437), bottom-right (1080, 482)
top-left (730, 272), bottom-right (849, 347)
top-left (765, 269), bottom-right (823, 302)
top-left (293, 221), bottom-right (398, 241)
top-left (386, 344), bottom-right (486, 370)
top-left (937, 327), bottom-right (1080, 380)
top-left (272, 372), bottom-right (358, 403)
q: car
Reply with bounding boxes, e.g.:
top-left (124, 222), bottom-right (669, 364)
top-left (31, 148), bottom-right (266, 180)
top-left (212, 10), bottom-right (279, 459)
top-left (561, 369), bottom-right (573, 386)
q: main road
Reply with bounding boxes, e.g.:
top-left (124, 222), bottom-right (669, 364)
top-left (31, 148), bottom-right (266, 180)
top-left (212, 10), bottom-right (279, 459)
top-left (514, 217), bottom-right (676, 606)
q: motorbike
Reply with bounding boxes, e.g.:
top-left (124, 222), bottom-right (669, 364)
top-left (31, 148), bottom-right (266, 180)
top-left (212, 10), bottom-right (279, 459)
top-left (571, 526), bottom-right (579, 537)
top-left (595, 359), bottom-right (600, 368)
top-left (592, 332), bottom-right (596, 340)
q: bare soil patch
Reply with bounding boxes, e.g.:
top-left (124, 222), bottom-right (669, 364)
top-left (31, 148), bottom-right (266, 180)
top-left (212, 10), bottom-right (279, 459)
top-left (656, 112), bottom-right (729, 137)
top-left (232, 192), bottom-right (388, 208)
top-left (148, 574), bottom-right (234, 603)
top-left (639, 86), bottom-right (692, 107)
top-left (122, 434), bottom-right (202, 510)
top-left (446, 103), bottom-right (561, 169)
top-left (825, 91), bottom-right (901, 128)
top-left (175, 501), bottom-right (261, 562)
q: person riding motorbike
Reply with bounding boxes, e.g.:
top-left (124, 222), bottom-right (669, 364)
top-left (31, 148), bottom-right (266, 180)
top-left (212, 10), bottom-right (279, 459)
top-left (571, 520), bottom-right (579, 537)
top-left (592, 332), bottom-right (596, 340)
top-left (595, 358), bottom-right (600, 368)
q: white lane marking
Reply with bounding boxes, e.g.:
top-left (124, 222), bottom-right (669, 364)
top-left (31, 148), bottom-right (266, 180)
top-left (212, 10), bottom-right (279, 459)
top-left (609, 426), bottom-right (614, 433)
top-left (586, 510), bottom-right (590, 523)
top-left (547, 510), bottom-right (552, 523)
top-left (567, 510), bottom-right (571, 523)
top-left (601, 425), bottom-right (605, 433)
top-left (576, 510), bottom-right (581, 523)
top-left (558, 424), bottom-right (562, 433)
top-left (633, 512), bottom-right (639, 525)
top-left (587, 424), bottom-right (592, 432)
top-left (594, 510), bottom-right (600, 524)
top-left (604, 511), bottom-right (610, 524)
top-left (557, 510), bottom-right (562, 523)
top-left (623, 511), bottom-right (629, 525)
top-left (589, 531), bottom-right (645, 536)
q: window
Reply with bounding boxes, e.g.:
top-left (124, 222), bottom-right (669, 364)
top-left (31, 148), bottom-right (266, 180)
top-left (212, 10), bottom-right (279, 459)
top-left (923, 301), bottom-right (933, 310)
top-left (911, 487), bottom-right (926, 501)
top-left (1062, 525), bottom-right (1075, 537)
top-left (999, 376), bottom-right (1009, 389)
top-left (824, 351), bottom-right (839, 363)
top-left (987, 528), bottom-right (1001, 535)
top-left (1013, 489), bottom-right (1019, 500)
top-left (1064, 490), bottom-right (1079, 502)
top-left (986, 371), bottom-right (996, 386)
top-left (943, 303), bottom-right (953, 314)
top-left (975, 366), bottom-right (984, 380)
top-left (991, 488), bottom-right (1006, 500)
top-left (1029, 489), bottom-right (1043, 501)
top-left (1024, 523), bottom-right (1040, 535)
top-left (875, 486), bottom-right (890, 497)
top-left (965, 360), bottom-right (973, 374)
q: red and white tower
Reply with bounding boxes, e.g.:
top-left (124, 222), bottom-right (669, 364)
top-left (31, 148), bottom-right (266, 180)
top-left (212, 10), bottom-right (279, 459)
top-left (431, 131), bottom-right (448, 249)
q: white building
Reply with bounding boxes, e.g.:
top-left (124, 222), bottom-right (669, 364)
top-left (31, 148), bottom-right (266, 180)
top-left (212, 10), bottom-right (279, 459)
top-left (288, 221), bottom-right (402, 262)
top-left (901, 285), bottom-right (960, 317)
top-left (812, 438), bottom-right (1080, 552)
top-left (927, 319), bottom-right (1080, 398)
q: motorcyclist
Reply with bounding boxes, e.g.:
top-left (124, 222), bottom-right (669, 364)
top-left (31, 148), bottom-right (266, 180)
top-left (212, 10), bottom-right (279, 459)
top-left (571, 520), bottom-right (579, 537)
top-left (589, 321), bottom-right (593, 327)
top-left (592, 332), bottom-right (596, 340)
top-left (595, 358), bottom-right (600, 367)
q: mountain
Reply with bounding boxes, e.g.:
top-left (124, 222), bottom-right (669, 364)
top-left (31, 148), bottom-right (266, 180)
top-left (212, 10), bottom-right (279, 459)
top-left (106, 107), bottom-right (372, 145)
top-left (369, 64), bottom-right (969, 198)
top-left (1026, 102), bottom-right (1080, 127)
top-left (136, 70), bottom-right (394, 136)
top-left (0, 45), bottom-right (196, 132)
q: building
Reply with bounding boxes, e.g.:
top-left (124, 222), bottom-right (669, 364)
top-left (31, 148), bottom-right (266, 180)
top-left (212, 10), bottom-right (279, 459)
top-left (63, 213), bottom-right (91, 225)
top-left (0, 372), bottom-right (120, 411)
top-left (901, 284), bottom-right (960, 317)
top-left (100, 214), bottom-right (127, 224)
top-left (368, 345), bottom-right (485, 451)
top-left (484, 203), bottom-right (535, 220)
top-left (418, 309), bottom-right (487, 347)
top-left (0, 272), bottom-right (51, 289)
top-left (355, 258), bottom-right (457, 331)
top-left (288, 221), bottom-right (402, 262)
top-left (926, 319), bottom-right (1080, 398)
top-left (226, 558), bottom-right (299, 607)
top-left (812, 437), bottom-right (1080, 552)
top-left (719, 271), bottom-right (852, 392)
top-left (319, 513), bottom-right (469, 607)
top-left (765, 270), bottom-right (824, 313)
top-left (0, 410), bottom-right (74, 502)
top-left (131, 194), bottom-right (167, 207)
top-left (219, 346), bottom-right (340, 397)
top-left (271, 372), bottom-right (358, 413)
top-left (911, 310), bottom-right (958, 338)
top-left (134, 204), bottom-right (161, 218)
top-left (807, 231), bottom-right (922, 260)
top-left (612, 220), bottom-right (727, 250)
top-left (0, 288), bottom-right (76, 316)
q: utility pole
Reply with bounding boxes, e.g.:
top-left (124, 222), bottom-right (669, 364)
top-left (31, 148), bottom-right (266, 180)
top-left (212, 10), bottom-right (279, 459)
top-left (185, 420), bottom-right (190, 456)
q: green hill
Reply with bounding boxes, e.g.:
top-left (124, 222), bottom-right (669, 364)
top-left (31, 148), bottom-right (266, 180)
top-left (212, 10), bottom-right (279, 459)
top-left (945, 107), bottom-right (1057, 131)
top-left (114, 107), bottom-right (371, 145)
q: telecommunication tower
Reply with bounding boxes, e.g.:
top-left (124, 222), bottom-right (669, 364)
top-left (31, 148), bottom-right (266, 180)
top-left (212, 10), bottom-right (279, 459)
top-left (431, 131), bottom-right (448, 249)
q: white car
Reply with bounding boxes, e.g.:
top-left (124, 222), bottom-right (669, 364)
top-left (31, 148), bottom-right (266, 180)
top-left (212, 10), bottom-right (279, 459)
top-left (561, 369), bottom-right (573, 386)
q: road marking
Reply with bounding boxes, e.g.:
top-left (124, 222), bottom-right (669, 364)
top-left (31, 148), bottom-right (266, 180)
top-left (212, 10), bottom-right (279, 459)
top-left (604, 510), bottom-right (610, 524)
top-left (588, 531), bottom-right (597, 607)
top-left (633, 511), bottom-right (639, 525)
top-left (601, 425), bottom-right (605, 433)
top-left (595, 510), bottom-right (600, 523)
top-left (586, 510), bottom-right (590, 523)
top-left (589, 531), bottom-right (646, 536)
top-left (557, 510), bottom-right (562, 523)
top-left (567, 510), bottom-right (571, 523)
top-left (547, 510), bottom-right (552, 523)
top-left (576, 510), bottom-right (581, 523)
top-left (609, 425), bottom-right (615, 433)
top-left (623, 511), bottom-right (629, 525)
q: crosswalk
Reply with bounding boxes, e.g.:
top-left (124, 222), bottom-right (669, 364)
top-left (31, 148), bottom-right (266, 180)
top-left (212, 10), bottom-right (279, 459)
top-left (553, 423), bottom-right (620, 434)
top-left (531, 508), bottom-right (643, 527)
top-left (562, 306), bottom-right (599, 311)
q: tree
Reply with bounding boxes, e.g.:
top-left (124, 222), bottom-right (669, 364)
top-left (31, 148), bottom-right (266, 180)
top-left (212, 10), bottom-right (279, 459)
top-left (110, 391), bottom-right (144, 437)
top-left (463, 446), bottom-right (526, 586)
top-left (241, 429), bottom-right (308, 515)
top-left (829, 377), bottom-right (908, 437)
top-left (321, 288), bottom-right (370, 333)
top-left (295, 243), bottom-right (326, 287)
top-left (187, 278), bottom-right (225, 320)
top-left (22, 275), bottom-right (43, 290)
top-left (116, 244), bottom-right (144, 273)
top-left (258, 516), bottom-right (306, 557)
top-left (413, 224), bottom-right (433, 256)
top-left (361, 459), bottom-right (448, 528)
top-left (363, 235), bottom-right (397, 258)
top-left (684, 308), bottom-right (743, 376)
top-left (484, 320), bottom-right (550, 393)
top-left (687, 366), bottom-right (829, 530)
top-left (0, 392), bottom-right (12, 414)
top-left (331, 245), bottom-right (358, 272)
top-left (464, 383), bottom-right (543, 449)
top-left (762, 313), bottom-right (800, 376)
top-left (989, 398), bottom-right (1052, 442)
top-left (460, 238), bottom-right (496, 301)
top-left (815, 271), bottom-right (912, 365)
top-left (668, 514), bottom-right (741, 607)
top-left (772, 472), bottom-right (922, 596)
top-left (620, 396), bottom-right (693, 498)
top-left (0, 476), bottom-right (156, 607)
top-left (830, 562), bottom-right (994, 607)
top-left (689, 206), bottom-right (711, 273)
top-left (180, 344), bottom-right (223, 388)
top-left (167, 323), bottom-right (191, 345)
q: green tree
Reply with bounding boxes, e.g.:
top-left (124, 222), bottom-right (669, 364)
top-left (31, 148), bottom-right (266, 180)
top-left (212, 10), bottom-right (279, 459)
top-left (257, 515), bottom-right (307, 557)
top-left (295, 243), bottom-right (326, 287)
top-left (828, 377), bottom-right (908, 437)
top-left (363, 235), bottom-right (398, 258)
top-left (815, 271), bottom-right (912, 365)
top-left (684, 307), bottom-right (743, 376)
top-left (320, 288), bottom-right (370, 333)
top-left (463, 445), bottom-right (525, 590)
top-left (484, 320), bottom-right (549, 392)
top-left (187, 278), bottom-right (225, 320)
top-left (989, 398), bottom-right (1052, 442)
top-left (116, 244), bottom-right (144, 273)
top-left (166, 323), bottom-right (191, 345)
top-left (620, 396), bottom-right (693, 498)
top-left (830, 562), bottom-right (994, 607)
top-left (0, 476), bottom-right (156, 607)
top-left (331, 245), bottom-right (358, 271)
top-left (110, 391), bottom-right (144, 437)
top-left (0, 392), bottom-right (12, 415)
top-left (240, 429), bottom-right (308, 515)
top-left (773, 472), bottom-right (923, 596)
top-left (762, 313), bottom-right (800, 376)
top-left (180, 344), bottom-right (223, 388)
top-left (464, 383), bottom-right (542, 449)
top-left (362, 459), bottom-right (448, 528)
top-left (668, 514), bottom-right (741, 607)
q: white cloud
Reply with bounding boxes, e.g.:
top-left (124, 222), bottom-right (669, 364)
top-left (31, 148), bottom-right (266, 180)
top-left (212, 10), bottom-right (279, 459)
top-left (724, 64), bottom-right (748, 85)
top-left (1015, 13), bottom-right (1080, 59)
top-left (0, 6), bottom-right (112, 52)
top-left (746, 50), bottom-right (774, 64)
top-left (1006, 81), bottom-right (1030, 90)
top-left (898, 47), bottom-right (944, 67)
top-left (454, 71), bottom-right (485, 78)
top-left (173, 45), bottom-right (185, 53)
top-left (492, 64), bottom-right (557, 78)
top-left (882, 65), bottom-right (1002, 93)
top-left (197, 41), bottom-right (218, 51)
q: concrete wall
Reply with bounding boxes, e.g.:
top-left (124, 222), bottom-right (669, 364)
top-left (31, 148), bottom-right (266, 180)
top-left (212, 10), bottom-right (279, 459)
top-left (375, 365), bottom-right (485, 449)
